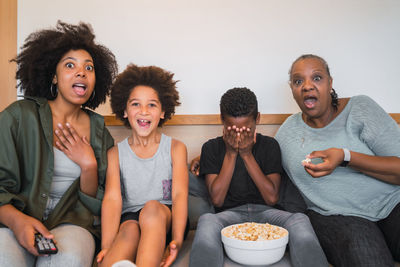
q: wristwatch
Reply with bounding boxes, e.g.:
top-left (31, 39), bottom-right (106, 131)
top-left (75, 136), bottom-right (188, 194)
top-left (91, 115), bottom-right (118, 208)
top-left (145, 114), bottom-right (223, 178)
top-left (340, 148), bottom-right (351, 167)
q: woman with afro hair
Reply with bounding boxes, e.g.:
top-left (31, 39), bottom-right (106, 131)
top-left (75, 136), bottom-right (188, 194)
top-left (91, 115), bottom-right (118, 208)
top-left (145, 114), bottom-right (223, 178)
top-left (0, 21), bottom-right (117, 267)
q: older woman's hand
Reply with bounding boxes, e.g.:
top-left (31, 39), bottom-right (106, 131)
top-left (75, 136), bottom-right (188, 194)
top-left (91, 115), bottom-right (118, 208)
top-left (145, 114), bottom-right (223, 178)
top-left (302, 148), bottom-right (344, 178)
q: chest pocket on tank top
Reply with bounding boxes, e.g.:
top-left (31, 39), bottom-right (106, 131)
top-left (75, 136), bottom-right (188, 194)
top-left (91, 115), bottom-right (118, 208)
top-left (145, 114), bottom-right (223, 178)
top-left (162, 179), bottom-right (172, 200)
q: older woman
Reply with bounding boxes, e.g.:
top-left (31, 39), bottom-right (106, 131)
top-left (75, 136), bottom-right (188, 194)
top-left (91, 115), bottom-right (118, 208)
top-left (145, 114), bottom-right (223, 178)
top-left (0, 22), bottom-right (117, 267)
top-left (275, 54), bottom-right (400, 266)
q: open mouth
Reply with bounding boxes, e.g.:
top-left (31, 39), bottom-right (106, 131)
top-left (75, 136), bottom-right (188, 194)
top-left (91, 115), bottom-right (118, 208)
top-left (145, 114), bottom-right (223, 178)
top-left (137, 119), bottom-right (151, 128)
top-left (72, 83), bottom-right (87, 96)
top-left (303, 96), bottom-right (317, 109)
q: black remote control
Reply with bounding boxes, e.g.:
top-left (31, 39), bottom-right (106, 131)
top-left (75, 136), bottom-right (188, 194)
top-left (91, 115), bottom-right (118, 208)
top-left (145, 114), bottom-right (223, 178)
top-left (35, 233), bottom-right (58, 254)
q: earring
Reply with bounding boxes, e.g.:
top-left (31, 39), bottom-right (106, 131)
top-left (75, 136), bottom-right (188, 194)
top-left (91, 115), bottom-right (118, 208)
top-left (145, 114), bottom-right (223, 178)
top-left (330, 88), bottom-right (337, 97)
top-left (50, 83), bottom-right (58, 98)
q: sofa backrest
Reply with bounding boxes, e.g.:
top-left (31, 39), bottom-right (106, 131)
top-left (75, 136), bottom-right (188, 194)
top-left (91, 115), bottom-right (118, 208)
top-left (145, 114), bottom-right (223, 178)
top-left (105, 114), bottom-right (400, 161)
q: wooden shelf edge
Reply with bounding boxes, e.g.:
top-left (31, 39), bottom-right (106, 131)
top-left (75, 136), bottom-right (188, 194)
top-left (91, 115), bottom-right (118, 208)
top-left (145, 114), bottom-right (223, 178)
top-left (105, 113), bottom-right (400, 126)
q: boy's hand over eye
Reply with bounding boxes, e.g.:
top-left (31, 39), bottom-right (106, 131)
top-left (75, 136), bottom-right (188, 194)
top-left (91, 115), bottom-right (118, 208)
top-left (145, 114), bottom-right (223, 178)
top-left (238, 127), bottom-right (254, 156)
top-left (223, 125), bottom-right (240, 154)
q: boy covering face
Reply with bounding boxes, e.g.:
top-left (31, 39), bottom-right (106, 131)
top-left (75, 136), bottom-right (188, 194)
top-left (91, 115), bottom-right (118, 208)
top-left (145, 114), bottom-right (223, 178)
top-left (189, 87), bottom-right (328, 267)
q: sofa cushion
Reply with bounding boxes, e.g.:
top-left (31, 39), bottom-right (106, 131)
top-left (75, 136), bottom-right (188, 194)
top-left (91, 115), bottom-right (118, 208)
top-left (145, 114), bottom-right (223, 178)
top-left (276, 171), bottom-right (307, 213)
top-left (188, 170), bottom-right (214, 229)
top-left (188, 170), bottom-right (209, 200)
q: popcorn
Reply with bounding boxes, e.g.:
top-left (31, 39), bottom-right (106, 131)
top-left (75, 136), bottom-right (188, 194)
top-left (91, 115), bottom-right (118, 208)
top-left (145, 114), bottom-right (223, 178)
top-left (222, 222), bottom-right (288, 241)
top-left (302, 157), bottom-right (311, 165)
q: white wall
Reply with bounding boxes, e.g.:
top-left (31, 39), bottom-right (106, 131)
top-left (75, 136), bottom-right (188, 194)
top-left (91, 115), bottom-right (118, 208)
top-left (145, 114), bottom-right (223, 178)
top-left (18, 0), bottom-right (400, 114)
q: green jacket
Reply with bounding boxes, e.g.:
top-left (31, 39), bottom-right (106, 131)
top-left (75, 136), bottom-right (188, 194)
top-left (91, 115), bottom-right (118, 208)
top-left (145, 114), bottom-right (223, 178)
top-left (0, 97), bottom-right (114, 238)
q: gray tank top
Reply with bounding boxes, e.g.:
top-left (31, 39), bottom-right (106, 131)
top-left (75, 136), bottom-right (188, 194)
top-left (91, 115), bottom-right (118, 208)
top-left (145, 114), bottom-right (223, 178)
top-left (44, 147), bottom-right (81, 220)
top-left (118, 134), bottom-right (173, 213)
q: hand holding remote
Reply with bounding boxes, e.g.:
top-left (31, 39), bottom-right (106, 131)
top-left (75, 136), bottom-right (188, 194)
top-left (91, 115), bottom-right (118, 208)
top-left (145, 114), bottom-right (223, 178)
top-left (6, 208), bottom-right (54, 256)
top-left (35, 233), bottom-right (58, 255)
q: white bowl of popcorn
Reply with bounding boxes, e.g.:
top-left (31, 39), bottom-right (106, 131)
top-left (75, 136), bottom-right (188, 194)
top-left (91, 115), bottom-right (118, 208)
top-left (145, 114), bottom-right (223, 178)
top-left (221, 222), bottom-right (289, 266)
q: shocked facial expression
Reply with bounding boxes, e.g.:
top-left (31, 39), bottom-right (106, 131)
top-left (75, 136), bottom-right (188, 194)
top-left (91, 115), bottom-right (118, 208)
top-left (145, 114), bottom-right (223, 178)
top-left (124, 85), bottom-right (165, 137)
top-left (53, 49), bottom-right (96, 105)
top-left (289, 58), bottom-right (333, 119)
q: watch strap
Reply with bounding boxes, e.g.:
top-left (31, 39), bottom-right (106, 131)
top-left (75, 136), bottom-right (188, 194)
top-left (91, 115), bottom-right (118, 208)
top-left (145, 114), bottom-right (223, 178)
top-left (340, 148), bottom-right (351, 167)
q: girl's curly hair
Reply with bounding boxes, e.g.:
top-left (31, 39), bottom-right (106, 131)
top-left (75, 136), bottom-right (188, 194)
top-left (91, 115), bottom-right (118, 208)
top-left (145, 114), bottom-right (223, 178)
top-left (111, 64), bottom-right (180, 127)
top-left (12, 21), bottom-right (118, 109)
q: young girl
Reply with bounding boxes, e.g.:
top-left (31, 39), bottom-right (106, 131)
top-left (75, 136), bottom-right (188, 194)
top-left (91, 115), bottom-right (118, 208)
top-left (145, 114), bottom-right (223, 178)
top-left (97, 65), bottom-right (189, 267)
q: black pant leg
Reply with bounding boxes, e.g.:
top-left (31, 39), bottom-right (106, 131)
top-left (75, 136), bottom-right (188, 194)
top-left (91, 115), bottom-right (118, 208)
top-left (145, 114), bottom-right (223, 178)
top-left (306, 210), bottom-right (394, 267)
top-left (378, 202), bottom-right (400, 262)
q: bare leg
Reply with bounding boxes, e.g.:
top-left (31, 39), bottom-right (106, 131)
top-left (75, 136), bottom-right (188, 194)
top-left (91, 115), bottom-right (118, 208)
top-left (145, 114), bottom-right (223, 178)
top-left (100, 220), bottom-right (140, 267)
top-left (135, 201), bottom-right (171, 267)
